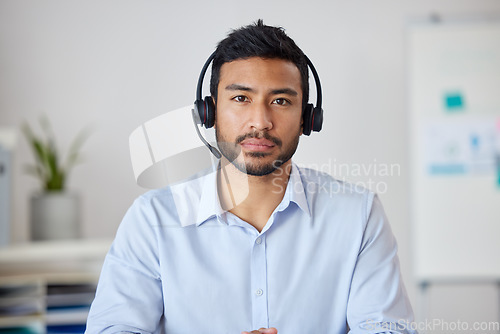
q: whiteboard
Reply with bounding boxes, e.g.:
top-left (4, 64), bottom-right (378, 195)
top-left (409, 21), bottom-right (500, 281)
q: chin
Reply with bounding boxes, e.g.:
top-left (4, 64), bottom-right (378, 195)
top-left (246, 158), bottom-right (290, 176)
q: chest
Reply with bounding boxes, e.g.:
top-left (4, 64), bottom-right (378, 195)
top-left (156, 214), bottom-right (362, 333)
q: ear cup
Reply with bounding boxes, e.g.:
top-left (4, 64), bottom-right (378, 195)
top-left (312, 106), bottom-right (323, 132)
top-left (204, 96), bottom-right (216, 128)
top-left (302, 103), bottom-right (314, 136)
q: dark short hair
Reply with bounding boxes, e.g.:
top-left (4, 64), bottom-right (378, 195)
top-left (210, 19), bottom-right (309, 110)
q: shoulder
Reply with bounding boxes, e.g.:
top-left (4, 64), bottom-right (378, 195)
top-left (127, 166), bottom-right (215, 227)
top-left (295, 164), bottom-right (375, 221)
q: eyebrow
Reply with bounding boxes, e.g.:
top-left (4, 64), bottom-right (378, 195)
top-left (225, 84), bottom-right (298, 96)
top-left (225, 84), bottom-right (255, 92)
top-left (270, 88), bottom-right (298, 96)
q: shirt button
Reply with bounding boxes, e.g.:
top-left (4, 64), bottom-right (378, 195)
top-left (255, 238), bottom-right (262, 245)
top-left (255, 289), bottom-right (263, 296)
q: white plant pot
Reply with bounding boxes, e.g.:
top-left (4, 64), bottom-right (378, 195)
top-left (30, 192), bottom-right (80, 241)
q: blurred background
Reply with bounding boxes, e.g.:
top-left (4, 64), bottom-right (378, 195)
top-left (1, 0), bottom-right (500, 333)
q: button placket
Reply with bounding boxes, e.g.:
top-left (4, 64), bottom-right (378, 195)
top-left (250, 233), bottom-right (268, 329)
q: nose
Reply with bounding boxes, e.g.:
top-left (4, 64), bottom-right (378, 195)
top-left (248, 102), bottom-right (273, 132)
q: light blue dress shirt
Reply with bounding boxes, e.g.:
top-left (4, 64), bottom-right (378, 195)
top-left (86, 163), bottom-right (416, 334)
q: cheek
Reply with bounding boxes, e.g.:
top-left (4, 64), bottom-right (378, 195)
top-left (215, 112), bottom-right (241, 139)
top-left (283, 114), bottom-right (303, 132)
top-left (216, 108), bottom-right (245, 131)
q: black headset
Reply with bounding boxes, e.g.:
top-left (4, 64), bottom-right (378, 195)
top-left (194, 51), bottom-right (323, 136)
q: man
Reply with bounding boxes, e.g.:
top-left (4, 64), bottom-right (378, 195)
top-left (86, 20), bottom-right (416, 334)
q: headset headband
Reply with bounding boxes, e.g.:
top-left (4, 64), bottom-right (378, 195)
top-left (196, 52), bottom-right (322, 111)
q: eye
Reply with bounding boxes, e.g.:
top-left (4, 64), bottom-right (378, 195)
top-left (272, 98), bottom-right (290, 106)
top-left (232, 95), bottom-right (249, 103)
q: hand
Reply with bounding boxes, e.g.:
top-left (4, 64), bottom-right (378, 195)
top-left (241, 327), bottom-right (278, 334)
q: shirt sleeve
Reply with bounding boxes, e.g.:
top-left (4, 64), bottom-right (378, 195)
top-left (85, 196), bottom-right (163, 334)
top-left (346, 193), bottom-right (417, 334)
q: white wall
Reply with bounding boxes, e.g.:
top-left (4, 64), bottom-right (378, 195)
top-left (1, 0), bottom-right (500, 331)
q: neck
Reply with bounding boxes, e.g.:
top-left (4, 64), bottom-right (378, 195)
top-left (217, 159), bottom-right (292, 232)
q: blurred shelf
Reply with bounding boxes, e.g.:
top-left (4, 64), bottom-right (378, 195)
top-left (0, 238), bottom-right (112, 278)
top-left (0, 238), bottom-right (113, 333)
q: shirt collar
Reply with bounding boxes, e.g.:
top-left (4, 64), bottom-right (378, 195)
top-left (195, 164), bottom-right (225, 226)
top-left (195, 161), bottom-right (311, 227)
top-left (279, 162), bottom-right (311, 217)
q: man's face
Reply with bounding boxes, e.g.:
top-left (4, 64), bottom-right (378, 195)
top-left (214, 57), bottom-right (303, 176)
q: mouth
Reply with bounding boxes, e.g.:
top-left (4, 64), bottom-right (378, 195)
top-left (240, 138), bottom-right (276, 152)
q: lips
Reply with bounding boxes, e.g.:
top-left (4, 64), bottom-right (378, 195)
top-left (240, 138), bottom-right (276, 151)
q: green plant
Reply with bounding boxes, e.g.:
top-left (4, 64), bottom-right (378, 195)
top-left (22, 116), bottom-right (90, 192)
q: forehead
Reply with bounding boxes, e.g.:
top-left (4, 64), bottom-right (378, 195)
top-left (218, 57), bottom-right (302, 92)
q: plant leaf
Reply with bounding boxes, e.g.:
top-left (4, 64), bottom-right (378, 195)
top-left (65, 125), bottom-right (92, 171)
top-left (22, 116), bottom-right (92, 192)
